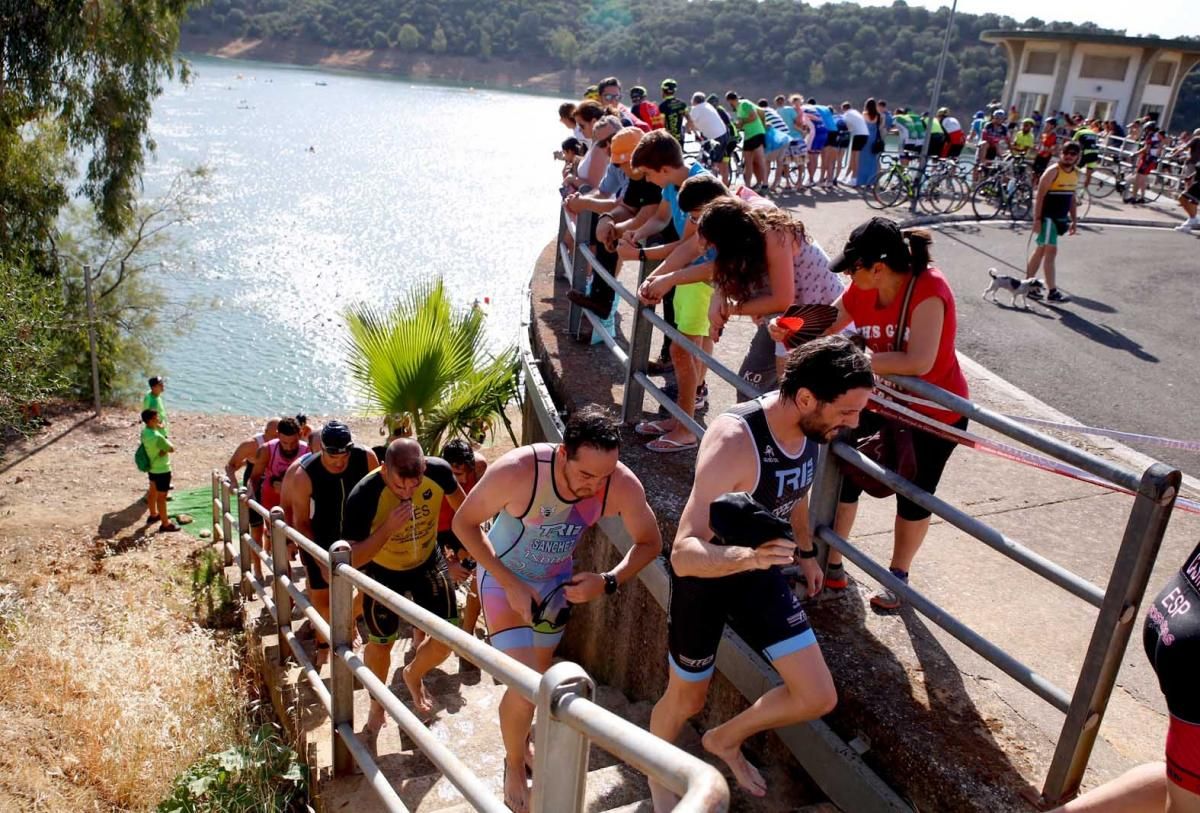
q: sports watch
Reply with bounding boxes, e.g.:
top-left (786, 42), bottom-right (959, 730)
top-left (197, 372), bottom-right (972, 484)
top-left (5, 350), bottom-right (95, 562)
top-left (603, 572), bottom-right (618, 595)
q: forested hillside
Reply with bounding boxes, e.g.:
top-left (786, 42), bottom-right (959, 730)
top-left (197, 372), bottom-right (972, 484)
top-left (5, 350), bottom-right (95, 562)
top-left (182, 0), bottom-right (1199, 126)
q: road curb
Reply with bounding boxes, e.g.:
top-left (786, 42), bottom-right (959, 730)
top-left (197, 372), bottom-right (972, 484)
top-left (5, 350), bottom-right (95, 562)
top-left (898, 213), bottom-right (1178, 229)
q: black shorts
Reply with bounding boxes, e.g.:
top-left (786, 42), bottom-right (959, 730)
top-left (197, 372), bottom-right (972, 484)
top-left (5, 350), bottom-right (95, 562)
top-left (148, 470), bottom-right (172, 491)
top-left (834, 130), bottom-right (851, 149)
top-left (299, 546), bottom-right (329, 590)
top-left (1144, 560), bottom-right (1200, 791)
top-left (1184, 180), bottom-right (1200, 205)
top-left (840, 412), bottom-right (968, 521)
top-left (707, 133), bottom-right (730, 164)
top-left (668, 564), bottom-right (817, 682)
top-left (248, 484), bottom-right (264, 528)
top-left (850, 134), bottom-right (869, 152)
top-left (1033, 154), bottom-right (1051, 177)
top-left (437, 528), bottom-right (463, 554)
top-left (982, 143), bottom-right (999, 161)
top-left (743, 133), bottom-right (766, 152)
top-left (362, 555), bottom-right (458, 644)
top-left (736, 323), bottom-right (778, 403)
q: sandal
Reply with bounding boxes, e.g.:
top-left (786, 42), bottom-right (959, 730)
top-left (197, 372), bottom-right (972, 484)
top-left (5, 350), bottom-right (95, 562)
top-left (646, 436), bottom-right (698, 454)
top-left (635, 419), bottom-right (673, 436)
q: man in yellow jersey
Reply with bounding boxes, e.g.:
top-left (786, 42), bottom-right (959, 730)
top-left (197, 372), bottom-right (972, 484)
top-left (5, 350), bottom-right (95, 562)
top-left (1025, 141), bottom-right (1081, 304)
top-left (344, 438), bottom-right (469, 741)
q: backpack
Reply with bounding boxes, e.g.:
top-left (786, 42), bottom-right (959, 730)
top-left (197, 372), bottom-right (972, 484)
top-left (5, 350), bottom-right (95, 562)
top-left (135, 442), bottom-right (151, 473)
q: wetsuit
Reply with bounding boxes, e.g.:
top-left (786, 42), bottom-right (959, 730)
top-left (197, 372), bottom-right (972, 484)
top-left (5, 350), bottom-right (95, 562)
top-left (298, 446), bottom-right (372, 589)
top-left (668, 397), bottom-right (820, 681)
top-left (343, 459), bottom-right (460, 643)
top-left (1144, 539), bottom-right (1200, 795)
top-left (480, 444), bottom-right (609, 651)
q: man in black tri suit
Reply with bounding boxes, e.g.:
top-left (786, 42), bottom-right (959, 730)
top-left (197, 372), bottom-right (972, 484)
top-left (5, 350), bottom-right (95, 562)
top-left (648, 336), bottom-right (874, 809)
top-left (286, 421), bottom-right (378, 630)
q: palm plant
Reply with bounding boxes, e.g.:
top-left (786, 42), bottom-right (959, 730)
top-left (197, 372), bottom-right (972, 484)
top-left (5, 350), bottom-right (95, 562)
top-left (344, 280), bottom-right (519, 452)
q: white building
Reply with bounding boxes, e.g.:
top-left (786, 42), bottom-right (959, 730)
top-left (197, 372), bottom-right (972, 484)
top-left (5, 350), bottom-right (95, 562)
top-left (981, 30), bottom-right (1200, 129)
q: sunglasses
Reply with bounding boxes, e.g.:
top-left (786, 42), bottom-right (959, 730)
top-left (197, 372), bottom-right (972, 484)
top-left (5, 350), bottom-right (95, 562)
top-left (602, 92), bottom-right (621, 101)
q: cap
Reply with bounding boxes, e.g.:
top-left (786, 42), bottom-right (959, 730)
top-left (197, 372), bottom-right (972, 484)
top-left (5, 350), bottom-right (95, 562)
top-left (660, 77), bottom-right (677, 90)
top-left (829, 217), bottom-right (907, 275)
top-left (1144, 120), bottom-right (1159, 130)
top-left (991, 109), bottom-right (1005, 118)
top-left (629, 85), bottom-right (647, 100)
top-left (321, 420), bottom-right (353, 453)
top-left (610, 127), bottom-right (643, 165)
top-left (691, 91), bottom-right (706, 105)
top-left (148, 375), bottom-right (164, 387)
top-left (937, 107), bottom-right (949, 116)
top-left (708, 492), bottom-right (793, 548)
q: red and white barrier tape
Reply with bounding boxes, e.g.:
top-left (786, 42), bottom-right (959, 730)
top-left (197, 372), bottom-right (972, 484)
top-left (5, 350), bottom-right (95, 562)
top-left (864, 393), bottom-right (1200, 516)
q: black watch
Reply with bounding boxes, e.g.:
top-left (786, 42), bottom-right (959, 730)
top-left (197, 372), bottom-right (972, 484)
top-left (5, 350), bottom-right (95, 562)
top-left (638, 246), bottom-right (647, 262)
top-left (797, 547), bottom-right (818, 559)
top-left (603, 572), bottom-right (618, 595)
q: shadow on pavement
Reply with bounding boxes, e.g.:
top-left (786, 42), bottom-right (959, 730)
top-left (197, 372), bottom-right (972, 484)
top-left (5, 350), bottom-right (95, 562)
top-left (1045, 305), bottom-right (1159, 362)
top-left (1062, 293), bottom-right (1118, 314)
top-left (938, 224), bottom-right (1027, 274)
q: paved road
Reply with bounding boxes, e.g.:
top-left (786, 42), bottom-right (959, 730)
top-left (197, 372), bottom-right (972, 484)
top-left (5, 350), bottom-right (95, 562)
top-left (931, 221), bottom-right (1200, 477)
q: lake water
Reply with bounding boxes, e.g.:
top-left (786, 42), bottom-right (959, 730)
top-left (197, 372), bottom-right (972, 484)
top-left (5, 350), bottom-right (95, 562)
top-left (142, 56), bottom-right (563, 415)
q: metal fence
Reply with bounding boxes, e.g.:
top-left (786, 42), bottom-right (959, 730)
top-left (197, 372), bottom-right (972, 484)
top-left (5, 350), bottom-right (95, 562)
top-left (208, 471), bottom-right (729, 813)
top-left (551, 203), bottom-right (1181, 806)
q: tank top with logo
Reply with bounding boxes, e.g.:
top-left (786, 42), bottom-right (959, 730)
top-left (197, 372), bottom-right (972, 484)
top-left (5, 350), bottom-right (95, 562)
top-left (726, 397), bottom-right (819, 519)
top-left (487, 444), bottom-right (609, 583)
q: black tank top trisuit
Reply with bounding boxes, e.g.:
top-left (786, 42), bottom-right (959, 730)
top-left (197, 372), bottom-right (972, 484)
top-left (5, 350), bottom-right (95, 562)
top-left (1143, 538), bottom-right (1200, 724)
top-left (726, 397), bottom-right (819, 519)
top-left (302, 446), bottom-right (371, 547)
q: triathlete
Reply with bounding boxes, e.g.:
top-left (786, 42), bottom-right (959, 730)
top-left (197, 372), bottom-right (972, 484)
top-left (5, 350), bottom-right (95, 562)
top-left (1073, 120), bottom-right (1102, 193)
top-left (1052, 538), bottom-right (1200, 812)
top-left (437, 438), bottom-right (488, 641)
top-left (728, 91), bottom-right (768, 190)
top-left (1025, 140), bottom-right (1081, 304)
top-left (451, 406), bottom-right (661, 813)
top-left (658, 78), bottom-right (689, 145)
top-left (344, 439), bottom-right (469, 736)
top-left (287, 421), bottom-right (378, 635)
top-left (224, 418), bottom-right (280, 490)
top-left (648, 336), bottom-right (873, 808)
top-left (248, 417), bottom-right (308, 575)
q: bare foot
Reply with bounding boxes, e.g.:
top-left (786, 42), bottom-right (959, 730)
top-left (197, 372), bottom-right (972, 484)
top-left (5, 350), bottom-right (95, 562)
top-left (364, 702), bottom-right (386, 752)
top-left (503, 759), bottom-right (530, 812)
top-left (402, 663), bottom-right (434, 717)
top-left (524, 733), bottom-right (535, 777)
top-left (701, 728), bottom-right (767, 797)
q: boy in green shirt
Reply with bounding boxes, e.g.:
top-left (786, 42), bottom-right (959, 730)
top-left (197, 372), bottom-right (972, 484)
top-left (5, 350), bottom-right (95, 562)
top-left (142, 376), bottom-right (167, 434)
top-left (141, 409), bottom-right (178, 532)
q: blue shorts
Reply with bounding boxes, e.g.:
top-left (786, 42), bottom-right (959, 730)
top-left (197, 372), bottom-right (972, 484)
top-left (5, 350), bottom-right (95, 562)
top-left (1036, 217), bottom-right (1068, 247)
top-left (810, 130), bottom-right (828, 152)
top-left (480, 568), bottom-right (573, 652)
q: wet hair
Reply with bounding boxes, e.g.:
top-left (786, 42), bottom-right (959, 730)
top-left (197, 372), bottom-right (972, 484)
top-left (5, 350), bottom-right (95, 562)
top-left (385, 437), bottom-right (425, 478)
top-left (630, 129), bottom-right (684, 172)
top-left (1061, 141), bottom-right (1082, 154)
top-left (677, 174), bottom-right (728, 214)
top-left (141, 409), bottom-right (158, 424)
top-left (277, 417), bottom-right (300, 437)
top-left (779, 335), bottom-right (875, 404)
top-left (441, 438), bottom-right (475, 468)
top-left (558, 101), bottom-right (577, 120)
top-left (806, 97), bottom-right (816, 105)
top-left (295, 413), bottom-right (308, 427)
top-left (562, 405), bottom-right (620, 458)
top-left (698, 197), bottom-right (810, 303)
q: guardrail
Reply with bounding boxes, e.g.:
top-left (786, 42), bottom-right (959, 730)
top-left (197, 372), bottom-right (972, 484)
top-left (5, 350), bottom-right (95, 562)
top-left (548, 202), bottom-right (1181, 807)
top-left (208, 470), bottom-right (729, 813)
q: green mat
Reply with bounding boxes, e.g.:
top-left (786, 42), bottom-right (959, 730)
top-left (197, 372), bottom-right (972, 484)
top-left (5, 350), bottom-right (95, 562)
top-left (170, 485), bottom-right (219, 539)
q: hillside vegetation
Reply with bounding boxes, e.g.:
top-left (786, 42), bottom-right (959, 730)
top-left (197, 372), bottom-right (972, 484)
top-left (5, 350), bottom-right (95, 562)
top-left (183, 0), bottom-right (1199, 126)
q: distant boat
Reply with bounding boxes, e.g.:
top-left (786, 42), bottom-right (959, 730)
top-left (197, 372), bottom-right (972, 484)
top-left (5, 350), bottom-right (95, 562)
top-left (315, 81), bottom-right (328, 86)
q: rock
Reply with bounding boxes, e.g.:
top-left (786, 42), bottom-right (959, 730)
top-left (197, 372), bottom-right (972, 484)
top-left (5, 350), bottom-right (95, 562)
top-left (199, 529), bottom-right (212, 539)
top-left (13, 476), bottom-right (23, 484)
top-left (177, 514), bottom-right (194, 525)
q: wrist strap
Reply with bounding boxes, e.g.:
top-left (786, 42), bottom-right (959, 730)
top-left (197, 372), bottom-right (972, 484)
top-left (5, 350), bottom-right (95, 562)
top-left (797, 547), bottom-right (818, 559)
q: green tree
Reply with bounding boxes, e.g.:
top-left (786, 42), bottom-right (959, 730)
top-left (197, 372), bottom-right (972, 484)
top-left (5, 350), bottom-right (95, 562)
top-left (344, 281), bottom-right (518, 451)
top-left (810, 60), bottom-right (827, 87)
top-left (396, 23), bottom-right (422, 51)
top-left (479, 29), bottom-right (493, 60)
top-left (431, 25), bottom-right (447, 53)
top-left (546, 26), bottom-right (579, 66)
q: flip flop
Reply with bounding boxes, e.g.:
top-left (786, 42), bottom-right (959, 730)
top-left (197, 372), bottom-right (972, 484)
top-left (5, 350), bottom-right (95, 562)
top-left (646, 437), bottom-right (698, 454)
top-left (635, 419), bottom-right (673, 436)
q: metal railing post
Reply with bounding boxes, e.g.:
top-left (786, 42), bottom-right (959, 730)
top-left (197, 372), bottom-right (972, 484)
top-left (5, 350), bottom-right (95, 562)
top-left (554, 206), bottom-right (569, 280)
top-left (808, 444), bottom-right (844, 573)
top-left (567, 209), bottom-right (594, 336)
top-left (621, 257), bottom-right (659, 424)
top-left (269, 508), bottom-right (292, 663)
top-left (328, 541), bottom-right (355, 777)
top-left (1040, 462), bottom-right (1180, 806)
top-left (531, 661), bottom-right (595, 813)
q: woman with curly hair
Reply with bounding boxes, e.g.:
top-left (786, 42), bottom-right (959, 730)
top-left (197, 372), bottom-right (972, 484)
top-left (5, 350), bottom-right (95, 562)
top-left (699, 197), bottom-right (843, 397)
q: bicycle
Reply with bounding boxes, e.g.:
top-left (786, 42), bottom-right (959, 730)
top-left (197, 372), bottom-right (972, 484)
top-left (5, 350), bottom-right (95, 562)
top-left (971, 172), bottom-right (1033, 220)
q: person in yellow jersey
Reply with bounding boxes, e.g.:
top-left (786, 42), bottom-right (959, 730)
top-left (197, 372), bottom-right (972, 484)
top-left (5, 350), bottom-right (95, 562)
top-left (1025, 141), bottom-right (1081, 304)
top-left (1010, 118), bottom-right (1036, 160)
top-left (344, 438), bottom-right (469, 742)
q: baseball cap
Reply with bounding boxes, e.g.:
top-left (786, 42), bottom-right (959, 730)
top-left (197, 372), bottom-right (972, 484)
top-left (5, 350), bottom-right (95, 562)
top-left (829, 217), bottom-right (908, 275)
top-left (610, 127), bottom-right (643, 165)
top-left (321, 420), bottom-right (353, 453)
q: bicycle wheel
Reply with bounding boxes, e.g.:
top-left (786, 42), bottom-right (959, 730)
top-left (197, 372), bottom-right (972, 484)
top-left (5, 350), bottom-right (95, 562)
top-left (1086, 167), bottom-right (1119, 198)
top-left (1144, 172), bottom-right (1170, 203)
top-left (1009, 181), bottom-right (1033, 220)
top-left (971, 178), bottom-right (1005, 219)
top-left (874, 167), bottom-right (911, 208)
top-left (946, 175), bottom-right (971, 213)
top-left (1075, 186), bottom-right (1092, 219)
top-left (920, 174), bottom-right (954, 215)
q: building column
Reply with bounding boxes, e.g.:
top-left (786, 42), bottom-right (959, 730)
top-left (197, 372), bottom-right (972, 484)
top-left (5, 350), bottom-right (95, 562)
top-left (1126, 47), bottom-right (1163, 123)
top-left (1048, 42), bottom-right (1076, 115)
top-left (1163, 56), bottom-right (1200, 130)
top-left (1000, 40), bottom-right (1025, 109)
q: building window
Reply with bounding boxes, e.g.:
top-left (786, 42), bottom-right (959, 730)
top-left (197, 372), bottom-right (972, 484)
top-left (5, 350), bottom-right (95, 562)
top-left (1139, 103), bottom-right (1164, 120)
top-left (1072, 98), bottom-right (1116, 120)
top-left (1016, 92), bottom-right (1048, 118)
top-left (1024, 50), bottom-right (1057, 75)
top-left (1149, 60), bottom-right (1176, 86)
top-left (1079, 54), bottom-right (1130, 81)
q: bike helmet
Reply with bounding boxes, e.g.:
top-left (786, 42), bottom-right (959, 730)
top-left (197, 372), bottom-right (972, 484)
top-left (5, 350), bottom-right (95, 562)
top-left (975, 110), bottom-right (985, 118)
top-left (991, 109), bottom-right (1005, 119)
top-left (661, 78), bottom-right (678, 92)
top-left (937, 107), bottom-right (949, 116)
top-left (706, 93), bottom-right (720, 106)
top-left (629, 85), bottom-right (647, 102)
top-left (1022, 117), bottom-right (1034, 125)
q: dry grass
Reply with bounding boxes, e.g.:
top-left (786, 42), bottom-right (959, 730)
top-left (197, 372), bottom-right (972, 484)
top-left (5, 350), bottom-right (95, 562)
top-left (0, 569), bottom-right (244, 811)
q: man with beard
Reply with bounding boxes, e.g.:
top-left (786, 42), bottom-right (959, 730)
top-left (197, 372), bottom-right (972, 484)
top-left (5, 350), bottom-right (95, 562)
top-left (248, 417), bottom-right (307, 577)
top-left (647, 336), bottom-right (873, 810)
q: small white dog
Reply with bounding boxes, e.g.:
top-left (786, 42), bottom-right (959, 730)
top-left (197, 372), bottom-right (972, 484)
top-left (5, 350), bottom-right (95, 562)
top-left (982, 267), bottom-right (1045, 309)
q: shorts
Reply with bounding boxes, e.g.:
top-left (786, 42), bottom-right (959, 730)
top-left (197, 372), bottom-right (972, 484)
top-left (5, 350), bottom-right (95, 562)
top-left (787, 140), bottom-right (807, 158)
top-left (904, 142), bottom-right (925, 157)
top-left (1080, 151), bottom-right (1100, 169)
top-left (736, 323), bottom-right (779, 402)
top-left (840, 412), bottom-right (968, 521)
top-left (1184, 180), bottom-right (1200, 205)
top-left (480, 568), bottom-right (572, 651)
top-left (299, 546), bottom-right (329, 590)
top-left (833, 130), bottom-right (851, 149)
top-left (674, 282), bottom-right (713, 337)
top-left (667, 564), bottom-right (817, 681)
top-left (362, 555), bottom-right (458, 644)
top-left (148, 470), bottom-right (172, 491)
top-left (1036, 217), bottom-right (1068, 247)
top-left (1138, 157), bottom-right (1158, 176)
top-left (850, 134), bottom-right (869, 152)
top-left (743, 133), bottom-right (766, 152)
top-left (982, 143), bottom-right (999, 161)
top-left (708, 133), bottom-right (729, 164)
top-left (810, 131), bottom-right (828, 152)
top-left (1033, 154), bottom-right (1051, 177)
top-left (1144, 565), bottom-right (1200, 793)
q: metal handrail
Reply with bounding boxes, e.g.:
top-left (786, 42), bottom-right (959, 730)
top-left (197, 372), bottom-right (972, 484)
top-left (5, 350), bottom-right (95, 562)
top-left (209, 472), bottom-right (729, 813)
top-left (551, 200), bottom-right (1181, 806)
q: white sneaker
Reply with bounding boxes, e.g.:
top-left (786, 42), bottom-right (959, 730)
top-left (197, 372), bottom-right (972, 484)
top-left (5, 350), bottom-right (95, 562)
top-left (1176, 219), bottom-right (1198, 232)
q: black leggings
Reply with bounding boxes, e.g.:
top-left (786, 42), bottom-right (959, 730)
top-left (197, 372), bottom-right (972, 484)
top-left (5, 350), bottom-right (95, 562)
top-left (840, 412), bottom-right (968, 521)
